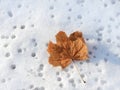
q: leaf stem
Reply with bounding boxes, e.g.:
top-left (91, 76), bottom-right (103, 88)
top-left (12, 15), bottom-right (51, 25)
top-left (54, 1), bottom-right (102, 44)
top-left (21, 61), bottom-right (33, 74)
top-left (71, 60), bottom-right (86, 84)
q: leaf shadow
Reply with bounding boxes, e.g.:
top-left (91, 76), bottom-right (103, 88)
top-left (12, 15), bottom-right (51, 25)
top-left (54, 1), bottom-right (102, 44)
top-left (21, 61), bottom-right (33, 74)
top-left (84, 34), bottom-right (120, 65)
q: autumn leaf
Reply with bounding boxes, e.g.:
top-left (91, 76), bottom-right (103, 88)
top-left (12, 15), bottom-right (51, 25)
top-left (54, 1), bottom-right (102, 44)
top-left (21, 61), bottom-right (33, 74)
top-left (47, 31), bottom-right (88, 69)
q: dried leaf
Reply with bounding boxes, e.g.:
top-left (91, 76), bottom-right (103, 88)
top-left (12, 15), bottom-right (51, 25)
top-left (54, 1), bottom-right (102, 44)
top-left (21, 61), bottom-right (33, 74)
top-left (47, 31), bottom-right (88, 68)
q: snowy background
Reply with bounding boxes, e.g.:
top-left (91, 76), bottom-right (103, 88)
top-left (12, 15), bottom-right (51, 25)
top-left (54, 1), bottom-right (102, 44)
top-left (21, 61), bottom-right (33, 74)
top-left (0, 0), bottom-right (120, 90)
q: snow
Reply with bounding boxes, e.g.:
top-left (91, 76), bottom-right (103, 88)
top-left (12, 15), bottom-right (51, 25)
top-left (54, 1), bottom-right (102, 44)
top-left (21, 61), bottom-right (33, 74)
top-left (0, 0), bottom-right (120, 90)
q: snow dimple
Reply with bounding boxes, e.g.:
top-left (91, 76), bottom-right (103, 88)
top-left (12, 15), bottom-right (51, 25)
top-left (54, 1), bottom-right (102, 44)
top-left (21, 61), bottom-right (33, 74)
top-left (10, 64), bottom-right (16, 70)
top-left (7, 11), bottom-right (13, 17)
top-left (20, 25), bottom-right (25, 29)
top-left (5, 52), bottom-right (10, 58)
top-left (0, 0), bottom-right (120, 90)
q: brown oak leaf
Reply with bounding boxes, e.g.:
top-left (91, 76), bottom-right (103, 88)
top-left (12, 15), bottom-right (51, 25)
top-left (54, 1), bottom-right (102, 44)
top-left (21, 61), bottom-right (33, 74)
top-left (47, 31), bottom-right (88, 68)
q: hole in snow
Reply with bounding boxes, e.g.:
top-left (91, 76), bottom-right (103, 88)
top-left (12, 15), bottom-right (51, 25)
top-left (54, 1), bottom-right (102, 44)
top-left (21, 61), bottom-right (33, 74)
top-left (10, 64), bottom-right (16, 70)
top-left (5, 52), bottom-right (10, 57)
top-left (59, 83), bottom-right (63, 88)
top-left (57, 77), bottom-right (62, 81)
top-left (7, 11), bottom-right (13, 17)
top-left (20, 25), bottom-right (25, 29)
top-left (11, 35), bottom-right (16, 39)
top-left (31, 52), bottom-right (36, 57)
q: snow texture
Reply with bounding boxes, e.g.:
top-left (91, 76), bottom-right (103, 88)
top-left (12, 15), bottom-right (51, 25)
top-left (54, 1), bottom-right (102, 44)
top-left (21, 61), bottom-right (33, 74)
top-left (0, 0), bottom-right (120, 90)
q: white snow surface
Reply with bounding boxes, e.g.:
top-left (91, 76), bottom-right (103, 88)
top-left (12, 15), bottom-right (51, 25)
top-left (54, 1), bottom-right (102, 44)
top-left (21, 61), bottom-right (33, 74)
top-left (0, 0), bottom-right (120, 90)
